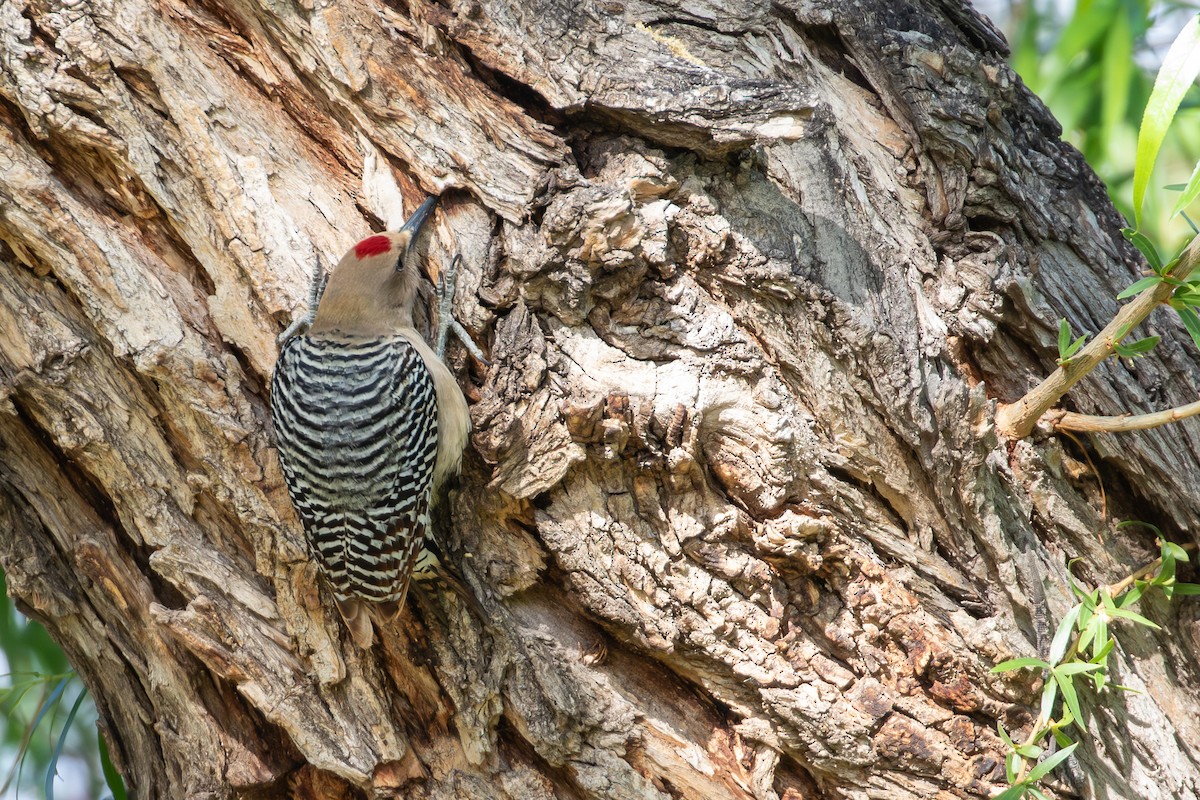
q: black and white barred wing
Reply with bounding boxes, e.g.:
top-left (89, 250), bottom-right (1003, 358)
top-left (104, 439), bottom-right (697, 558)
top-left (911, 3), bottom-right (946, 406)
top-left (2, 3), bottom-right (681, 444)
top-left (270, 334), bottom-right (439, 605)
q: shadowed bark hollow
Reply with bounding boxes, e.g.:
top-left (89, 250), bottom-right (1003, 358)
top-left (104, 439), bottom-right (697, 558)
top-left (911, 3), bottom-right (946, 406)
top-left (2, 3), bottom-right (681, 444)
top-left (3, 0), bottom-right (1200, 798)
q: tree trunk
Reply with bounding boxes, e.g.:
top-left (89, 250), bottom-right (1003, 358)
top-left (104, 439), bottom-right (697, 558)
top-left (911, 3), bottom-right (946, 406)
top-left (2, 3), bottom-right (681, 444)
top-left (3, 0), bottom-right (1200, 798)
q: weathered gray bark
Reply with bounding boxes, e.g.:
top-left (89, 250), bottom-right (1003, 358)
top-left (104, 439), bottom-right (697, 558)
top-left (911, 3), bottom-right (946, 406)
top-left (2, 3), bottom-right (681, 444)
top-left (2, 0), bottom-right (1200, 798)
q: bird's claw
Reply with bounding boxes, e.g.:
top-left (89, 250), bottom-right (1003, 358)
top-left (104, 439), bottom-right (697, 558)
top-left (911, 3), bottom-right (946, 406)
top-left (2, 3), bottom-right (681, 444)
top-left (279, 253), bottom-right (328, 345)
top-left (436, 254), bottom-right (490, 364)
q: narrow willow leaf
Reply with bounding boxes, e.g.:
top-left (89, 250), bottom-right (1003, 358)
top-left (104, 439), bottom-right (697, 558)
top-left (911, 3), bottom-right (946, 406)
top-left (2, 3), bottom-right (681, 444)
top-left (1077, 617), bottom-right (1096, 653)
top-left (1121, 581), bottom-right (1146, 607)
top-left (1121, 228), bottom-right (1164, 272)
top-left (1117, 519), bottom-right (1164, 537)
top-left (1100, 588), bottom-right (1118, 612)
top-left (1133, 13), bottom-right (1200, 227)
top-left (1067, 563), bottom-right (1092, 602)
top-left (1184, 211), bottom-right (1200, 234)
top-left (1171, 582), bottom-right (1200, 595)
top-left (996, 783), bottom-right (1028, 800)
top-left (1049, 604), bottom-right (1083, 665)
top-left (1055, 662), bottom-right (1103, 676)
top-left (1177, 305), bottom-right (1200, 351)
top-left (1005, 751), bottom-right (1020, 784)
top-left (1100, 6), bottom-right (1133, 157)
top-left (1171, 288), bottom-right (1200, 307)
top-left (1038, 677), bottom-right (1059, 723)
top-left (1027, 741), bottom-right (1080, 782)
top-left (98, 730), bottom-right (128, 800)
top-left (997, 721), bottom-right (1015, 748)
top-left (1052, 669), bottom-right (1085, 730)
top-left (1155, 552), bottom-right (1178, 587)
top-left (1173, 159), bottom-right (1200, 218)
top-left (1108, 606), bottom-right (1162, 629)
top-left (1057, 318), bottom-right (1071, 357)
top-left (1090, 636), bottom-right (1115, 663)
top-left (45, 688), bottom-right (87, 800)
top-left (27, 677), bottom-right (69, 744)
top-left (1016, 744), bottom-right (1045, 759)
top-left (993, 657), bottom-right (1051, 673)
top-left (1117, 275), bottom-right (1163, 299)
top-left (1112, 336), bottom-right (1160, 357)
top-left (1164, 540), bottom-right (1190, 562)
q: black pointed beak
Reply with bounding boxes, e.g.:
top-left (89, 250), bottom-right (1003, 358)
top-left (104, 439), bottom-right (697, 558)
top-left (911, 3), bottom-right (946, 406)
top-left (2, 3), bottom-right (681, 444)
top-left (399, 195), bottom-right (439, 239)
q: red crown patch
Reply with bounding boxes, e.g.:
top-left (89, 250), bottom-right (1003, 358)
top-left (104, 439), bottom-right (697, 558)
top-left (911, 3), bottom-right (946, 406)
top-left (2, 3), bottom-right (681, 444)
top-left (354, 235), bottom-right (392, 259)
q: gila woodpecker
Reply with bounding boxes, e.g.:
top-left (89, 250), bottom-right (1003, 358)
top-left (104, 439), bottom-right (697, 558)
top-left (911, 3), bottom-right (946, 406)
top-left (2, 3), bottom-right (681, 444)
top-left (270, 196), bottom-right (476, 647)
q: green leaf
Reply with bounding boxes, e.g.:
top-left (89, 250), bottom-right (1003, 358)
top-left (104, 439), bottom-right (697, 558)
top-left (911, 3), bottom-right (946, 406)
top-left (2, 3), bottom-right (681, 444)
top-left (1015, 743), bottom-right (1045, 759)
top-left (1050, 0), bottom-right (1112, 65)
top-left (1051, 724), bottom-right (1080, 753)
top-left (1090, 636), bottom-right (1115, 663)
top-left (98, 729), bottom-right (128, 800)
top-left (1053, 320), bottom-right (1090, 364)
top-left (1112, 336), bottom-right (1160, 357)
top-left (45, 688), bottom-right (87, 800)
top-left (1133, 13), bottom-right (1200, 228)
top-left (1077, 615), bottom-right (1096, 653)
top-left (1052, 668), bottom-right (1085, 730)
top-left (1184, 211), bottom-right (1200, 235)
top-left (997, 721), bottom-right (1015, 748)
top-left (1067, 564), bottom-right (1096, 605)
top-left (1093, 618), bottom-right (1109, 660)
top-left (1029, 788), bottom-right (1052, 800)
top-left (1005, 750), bottom-right (1020, 784)
top-left (1122, 580), bottom-right (1146, 607)
top-left (1116, 275), bottom-right (1163, 299)
top-left (1117, 519), bottom-right (1164, 537)
top-left (1108, 606), bottom-right (1162, 629)
top-left (1028, 741), bottom-right (1080, 782)
top-left (1171, 159), bottom-right (1200, 219)
top-left (1055, 661), bottom-right (1103, 676)
top-left (27, 676), bottom-right (69, 743)
top-left (1163, 540), bottom-right (1190, 563)
top-left (1177, 305), bottom-right (1200, 352)
top-left (1052, 706), bottom-right (1075, 731)
top-left (1101, 587), bottom-right (1119, 612)
top-left (993, 657), bottom-right (1051, 673)
top-left (1154, 549), bottom-right (1178, 587)
top-left (996, 783), bottom-right (1029, 800)
top-left (1171, 290), bottom-right (1200, 309)
top-left (1121, 229), bottom-right (1164, 272)
top-left (1039, 676), bottom-right (1060, 723)
top-left (1049, 604), bottom-right (1083, 665)
top-left (1101, 11), bottom-right (1133, 155)
top-left (1171, 582), bottom-right (1200, 595)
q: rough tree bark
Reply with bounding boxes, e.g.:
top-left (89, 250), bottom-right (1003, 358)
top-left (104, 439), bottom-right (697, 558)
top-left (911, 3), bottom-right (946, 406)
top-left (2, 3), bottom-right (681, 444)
top-left (2, 0), bottom-right (1200, 798)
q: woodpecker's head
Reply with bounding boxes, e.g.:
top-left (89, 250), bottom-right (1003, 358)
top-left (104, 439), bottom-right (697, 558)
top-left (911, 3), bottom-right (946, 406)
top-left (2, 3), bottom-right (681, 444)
top-left (310, 196), bottom-right (439, 335)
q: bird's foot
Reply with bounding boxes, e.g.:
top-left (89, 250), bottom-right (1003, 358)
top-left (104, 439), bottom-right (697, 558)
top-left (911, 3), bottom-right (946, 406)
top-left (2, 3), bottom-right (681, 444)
top-left (277, 253), bottom-right (328, 345)
top-left (435, 254), bottom-right (489, 363)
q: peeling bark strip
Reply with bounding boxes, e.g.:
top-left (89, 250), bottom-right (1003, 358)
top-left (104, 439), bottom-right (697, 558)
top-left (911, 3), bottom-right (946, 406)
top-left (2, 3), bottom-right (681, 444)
top-left (2, 0), bottom-right (1200, 798)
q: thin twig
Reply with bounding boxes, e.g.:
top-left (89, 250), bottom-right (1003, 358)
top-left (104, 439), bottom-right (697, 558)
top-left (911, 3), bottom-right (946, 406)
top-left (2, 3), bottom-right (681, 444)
top-left (1050, 399), bottom-right (1200, 432)
top-left (1105, 541), bottom-right (1197, 598)
top-left (996, 233), bottom-right (1200, 439)
top-left (1058, 429), bottom-right (1107, 523)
